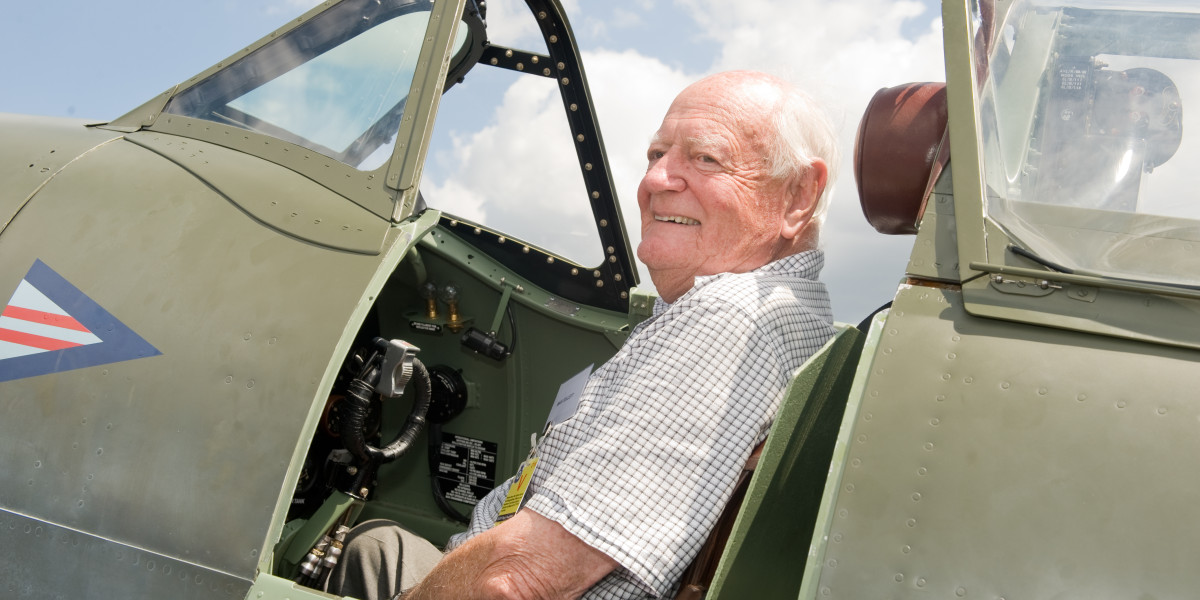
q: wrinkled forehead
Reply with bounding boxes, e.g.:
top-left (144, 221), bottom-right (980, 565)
top-left (660, 78), bottom-right (780, 149)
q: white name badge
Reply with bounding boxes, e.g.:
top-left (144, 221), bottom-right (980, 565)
top-left (544, 364), bottom-right (593, 429)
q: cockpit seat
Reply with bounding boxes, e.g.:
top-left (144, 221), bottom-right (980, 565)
top-left (854, 82), bottom-right (949, 235)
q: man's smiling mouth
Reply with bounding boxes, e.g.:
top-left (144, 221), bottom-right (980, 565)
top-left (654, 215), bottom-right (700, 226)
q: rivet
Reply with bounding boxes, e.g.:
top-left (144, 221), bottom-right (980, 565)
top-left (930, 418), bottom-right (940, 426)
top-left (912, 492), bottom-right (922, 501)
top-left (557, 62), bottom-right (566, 70)
top-left (449, 219), bottom-right (459, 226)
top-left (549, 35), bottom-right (558, 43)
top-left (924, 442), bottom-right (935, 451)
top-left (963, 376), bottom-right (974, 384)
top-left (845, 484), bottom-right (855, 492)
top-left (1000, 382), bottom-right (1011, 390)
top-left (537, 10), bottom-right (546, 19)
top-left (607, 246), bottom-right (615, 254)
top-left (498, 236), bottom-right (506, 243)
top-left (941, 373), bottom-right (951, 381)
top-left (902, 544), bottom-right (912, 553)
top-left (592, 191), bottom-right (600, 199)
top-left (584, 163), bottom-right (593, 170)
top-left (516, 62), bottom-right (524, 71)
top-left (570, 103), bottom-right (578, 111)
top-left (917, 466), bottom-right (927, 475)
top-left (546, 257), bottom-right (555, 264)
top-left (531, 56), bottom-right (539, 64)
top-left (613, 274), bottom-right (622, 281)
top-left (576, 134), bottom-right (585, 142)
top-left (571, 268), bottom-right (579, 275)
top-left (599, 219), bottom-right (608, 227)
top-left (907, 518), bottom-right (918, 527)
top-left (593, 270), bottom-right (601, 278)
top-left (505, 49), bottom-right (513, 58)
top-left (1077, 393), bottom-right (1087, 402)
top-left (620, 291), bottom-right (628, 299)
top-left (1158, 406), bottom-right (1168, 415)
top-left (895, 574), bottom-right (905, 583)
top-left (561, 77), bottom-right (570, 85)
top-left (916, 578), bottom-right (926, 588)
top-left (608, 256), bottom-right (617, 263)
top-left (857, 434), bottom-right (867, 443)
top-left (595, 280), bottom-right (604, 288)
top-left (832, 533), bottom-right (844, 542)
top-left (956, 587), bottom-right (967, 597)
top-left (1116, 400), bottom-right (1127, 409)
top-left (543, 68), bottom-right (552, 76)
top-left (827, 559), bottom-right (838, 568)
top-left (851, 458), bottom-right (862, 467)
top-left (473, 227), bottom-right (482, 235)
top-left (522, 246), bottom-right (530, 254)
top-left (947, 352), bottom-right (956, 360)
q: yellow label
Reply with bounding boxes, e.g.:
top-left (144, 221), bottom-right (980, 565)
top-left (495, 458), bottom-right (538, 524)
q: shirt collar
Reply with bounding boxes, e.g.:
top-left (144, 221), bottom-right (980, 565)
top-left (650, 249), bottom-right (825, 316)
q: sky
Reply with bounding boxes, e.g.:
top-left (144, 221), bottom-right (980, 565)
top-left (0, 0), bottom-right (946, 323)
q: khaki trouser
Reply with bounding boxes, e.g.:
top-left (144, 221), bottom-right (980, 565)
top-left (324, 520), bottom-right (444, 600)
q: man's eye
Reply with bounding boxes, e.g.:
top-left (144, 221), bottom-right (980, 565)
top-left (698, 155), bottom-right (716, 163)
top-left (647, 150), bottom-right (665, 161)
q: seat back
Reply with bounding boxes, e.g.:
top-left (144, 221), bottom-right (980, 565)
top-left (702, 323), bottom-right (866, 599)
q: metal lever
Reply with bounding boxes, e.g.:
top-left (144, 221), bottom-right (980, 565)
top-left (374, 338), bottom-right (421, 398)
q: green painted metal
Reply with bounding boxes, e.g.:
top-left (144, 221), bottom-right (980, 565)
top-left (940, 0), bottom-right (989, 285)
top-left (246, 573), bottom-right (340, 600)
top-left (797, 310), bottom-right (888, 600)
top-left (806, 282), bottom-right (1200, 598)
top-left (905, 168), bottom-right (959, 284)
top-left (126, 132), bottom-right (390, 255)
top-left (0, 115), bottom-right (122, 233)
top-left (706, 324), bottom-right (865, 600)
top-left (278, 491), bottom-right (362, 578)
top-left (386, 0), bottom-right (467, 202)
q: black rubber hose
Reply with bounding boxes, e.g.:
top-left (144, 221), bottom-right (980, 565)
top-left (342, 358), bottom-right (432, 464)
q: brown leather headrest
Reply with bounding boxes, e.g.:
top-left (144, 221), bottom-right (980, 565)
top-left (855, 82), bottom-right (949, 235)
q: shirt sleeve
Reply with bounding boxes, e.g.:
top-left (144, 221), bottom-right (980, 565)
top-left (522, 296), bottom-right (793, 597)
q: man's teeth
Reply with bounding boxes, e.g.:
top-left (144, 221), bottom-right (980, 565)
top-left (655, 215), bottom-right (700, 226)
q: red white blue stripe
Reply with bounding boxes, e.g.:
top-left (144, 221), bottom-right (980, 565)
top-left (0, 260), bottom-right (160, 382)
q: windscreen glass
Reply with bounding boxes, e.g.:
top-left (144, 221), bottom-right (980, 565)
top-left (164, 0), bottom-right (467, 170)
top-left (976, 0), bottom-right (1200, 284)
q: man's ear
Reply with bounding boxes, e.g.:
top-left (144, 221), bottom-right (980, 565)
top-left (780, 158), bottom-right (828, 241)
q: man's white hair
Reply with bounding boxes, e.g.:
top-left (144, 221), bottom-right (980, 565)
top-left (767, 84), bottom-right (840, 231)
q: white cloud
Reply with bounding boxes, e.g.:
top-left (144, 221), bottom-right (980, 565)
top-left (427, 0), bottom-right (947, 321)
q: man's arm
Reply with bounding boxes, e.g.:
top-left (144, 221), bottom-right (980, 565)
top-left (406, 509), bottom-right (617, 600)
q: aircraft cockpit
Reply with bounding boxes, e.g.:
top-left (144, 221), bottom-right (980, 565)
top-left (974, 0), bottom-right (1199, 287)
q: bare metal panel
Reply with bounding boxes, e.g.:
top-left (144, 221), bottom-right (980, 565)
top-left (0, 509), bottom-right (250, 600)
top-left (818, 283), bottom-right (1200, 598)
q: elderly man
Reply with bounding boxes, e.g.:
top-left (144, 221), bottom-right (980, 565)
top-left (327, 70), bottom-right (838, 600)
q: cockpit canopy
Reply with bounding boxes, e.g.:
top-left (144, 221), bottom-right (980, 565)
top-left (977, 0), bottom-right (1198, 286)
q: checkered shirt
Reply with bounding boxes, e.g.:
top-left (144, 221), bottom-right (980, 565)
top-left (446, 250), bottom-right (835, 598)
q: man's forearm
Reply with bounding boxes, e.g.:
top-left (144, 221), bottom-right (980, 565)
top-left (404, 510), bottom-right (616, 600)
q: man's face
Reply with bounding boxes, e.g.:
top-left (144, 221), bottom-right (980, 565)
top-left (636, 80), bottom-right (794, 301)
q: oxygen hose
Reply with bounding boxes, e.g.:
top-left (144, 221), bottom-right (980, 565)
top-left (342, 355), bottom-right (432, 464)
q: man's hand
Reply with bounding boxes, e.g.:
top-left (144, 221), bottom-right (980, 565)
top-left (406, 509), bottom-right (617, 600)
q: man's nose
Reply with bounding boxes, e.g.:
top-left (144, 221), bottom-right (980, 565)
top-left (642, 153), bottom-right (686, 193)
